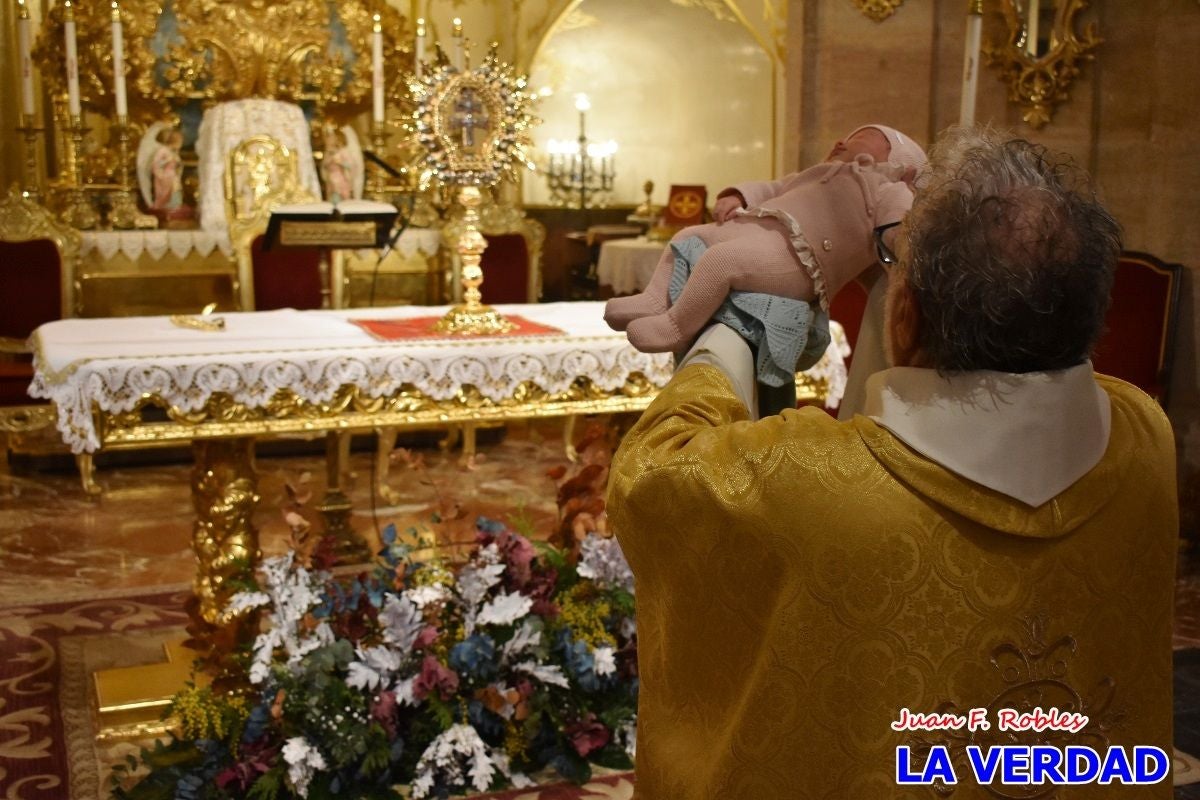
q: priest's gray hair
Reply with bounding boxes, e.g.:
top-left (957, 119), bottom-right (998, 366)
top-left (902, 126), bottom-right (1121, 374)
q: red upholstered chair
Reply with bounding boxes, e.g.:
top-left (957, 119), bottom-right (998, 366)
top-left (478, 233), bottom-right (531, 305)
top-left (1092, 251), bottom-right (1183, 409)
top-left (248, 233), bottom-right (324, 310)
top-left (445, 200), bottom-right (546, 304)
top-left (828, 278), bottom-right (869, 372)
top-left (224, 136), bottom-right (325, 310)
top-left (0, 189), bottom-right (79, 405)
top-left (0, 188), bottom-right (80, 474)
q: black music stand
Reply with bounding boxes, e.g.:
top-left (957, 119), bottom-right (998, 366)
top-left (263, 200), bottom-right (399, 251)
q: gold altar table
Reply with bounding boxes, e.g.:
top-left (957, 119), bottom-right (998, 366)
top-left (30, 302), bottom-right (848, 622)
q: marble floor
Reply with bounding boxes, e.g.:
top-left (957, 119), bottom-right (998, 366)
top-left (0, 421), bottom-right (582, 605)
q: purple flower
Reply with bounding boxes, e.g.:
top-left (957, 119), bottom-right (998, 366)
top-left (371, 690), bottom-right (398, 738)
top-left (413, 655), bottom-right (460, 701)
top-left (564, 713), bottom-right (611, 757)
top-left (414, 625), bottom-right (439, 650)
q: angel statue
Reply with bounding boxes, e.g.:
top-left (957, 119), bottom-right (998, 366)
top-left (137, 122), bottom-right (192, 224)
top-left (321, 124), bottom-right (364, 204)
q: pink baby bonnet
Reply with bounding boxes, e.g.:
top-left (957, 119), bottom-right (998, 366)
top-left (848, 124), bottom-right (928, 175)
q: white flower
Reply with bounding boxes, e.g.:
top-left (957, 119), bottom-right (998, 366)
top-left (489, 751), bottom-right (534, 788)
top-left (577, 534), bottom-right (634, 593)
top-left (410, 723), bottom-right (496, 798)
top-left (405, 584), bottom-right (451, 609)
top-left (500, 620), bottom-right (541, 663)
top-left (242, 553), bottom-right (332, 685)
top-left (457, 561), bottom-right (506, 609)
top-left (618, 718), bottom-right (638, 760)
top-left (346, 644), bottom-right (402, 691)
top-left (225, 590), bottom-right (269, 616)
top-left (379, 594), bottom-right (423, 652)
top-left (593, 645), bottom-right (617, 677)
top-left (393, 675), bottom-right (417, 706)
top-left (477, 591), bottom-right (533, 628)
top-left (513, 660), bottom-right (569, 688)
top-left (282, 736), bottom-right (327, 798)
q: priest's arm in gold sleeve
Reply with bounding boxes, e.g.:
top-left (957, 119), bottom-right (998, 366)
top-left (608, 129), bottom-right (1179, 800)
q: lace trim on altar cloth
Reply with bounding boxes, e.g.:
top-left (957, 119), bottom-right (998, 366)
top-left (28, 343), bottom-right (676, 454)
top-left (80, 230), bottom-right (233, 261)
top-left (735, 206), bottom-right (829, 311)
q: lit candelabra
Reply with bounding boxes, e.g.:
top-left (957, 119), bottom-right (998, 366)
top-left (544, 94), bottom-right (617, 209)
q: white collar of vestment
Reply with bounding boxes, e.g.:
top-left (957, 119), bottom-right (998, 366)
top-left (863, 362), bottom-right (1111, 507)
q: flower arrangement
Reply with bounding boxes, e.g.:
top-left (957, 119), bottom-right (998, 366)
top-left (114, 425), bottom-right (637, 800)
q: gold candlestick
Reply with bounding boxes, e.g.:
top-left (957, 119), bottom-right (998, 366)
top-left (16, 115), bottom-right (43, 204)
top-left (61, 115), bottom-right (99, 230)
top-left (433, 185), bottom-right (514, 336)
top-left (108, 116), bottom-right (140, 229)
top-left (368, 120), bottom-right (388, 200)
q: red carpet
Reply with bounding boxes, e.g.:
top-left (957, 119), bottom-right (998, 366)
top-left (0, 588), bottom-right (191, 799)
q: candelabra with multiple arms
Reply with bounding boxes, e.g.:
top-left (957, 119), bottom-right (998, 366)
top-left (544, 93), bottom-right (616, 209)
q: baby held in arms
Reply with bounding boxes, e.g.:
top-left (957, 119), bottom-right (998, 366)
top-left (604, 125), bottom-right (927, 356)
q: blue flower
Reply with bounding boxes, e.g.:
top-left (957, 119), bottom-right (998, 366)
top-left (240, 703), bottom-right (270, 744)
top-left (449, 633), bottom-right (498, 680)
top-left (557, 630), bottom-right (611, 693)
top-left (476, 516), bottom-right (507, 535)
top-left (468, 699), bottom-right (505, 741)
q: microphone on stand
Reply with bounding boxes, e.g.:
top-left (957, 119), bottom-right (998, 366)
top-left (363, 149), bottom-right (404, 179)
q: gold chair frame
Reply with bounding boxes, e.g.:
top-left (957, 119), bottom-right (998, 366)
top-left (223, 135), bottom-right (320, 311)
top-left (0, 186), bottom-right (81, 351)
top-left (0, 186), bottom-right (88, 487)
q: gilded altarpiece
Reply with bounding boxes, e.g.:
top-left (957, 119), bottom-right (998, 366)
top-left (23, 0), bottom-right (426, 315)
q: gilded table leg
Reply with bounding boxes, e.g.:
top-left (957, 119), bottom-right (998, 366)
top-left (563, 415), bottom-right (579, 463)
top-left (75, 453), bottom-right (102, 497)
top-left (316, 431), bottom-right (370, 563)
top-left (192, 438), bottom-right (260, 624)
top-left (439, 425), bottom-right (461, 451)
top-left (460, 422), bottom-right (479, 468)
top-left (374, 427), bottom-right (402, 505)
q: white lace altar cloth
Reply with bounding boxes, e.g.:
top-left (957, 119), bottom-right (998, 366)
top-left (29, 303), bottom-right (848, 454)
top-left (195, 99), bottom-right (323, 233)
top-left (80, 230), bottom-right (233, 261)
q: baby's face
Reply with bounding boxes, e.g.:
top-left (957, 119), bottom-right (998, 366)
top-left (827, 127), bottom-right (891, 164)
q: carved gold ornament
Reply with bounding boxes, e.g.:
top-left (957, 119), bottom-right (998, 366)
top-left (852, 0), bottom-right (906, 22)
top-left (984, 0), bottom-right (1102, 128)
top-left (31, 0), bottom-right (410, 121)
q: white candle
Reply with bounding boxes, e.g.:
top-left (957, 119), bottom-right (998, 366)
top-left (17, 0), bottom-right (35, 117)
top-left (1026, 0), bottom-right (1040, 56)
top-left (959, 0), bottom-right (983, 126)
top-left (111, 2), bottom-right (128, 117)
top-left (415, 18), bottom-right (425, 80)
top-left (372, 14), bottom-right (384, 122)
top-left (452, 17), bottom-right (463, 71)
top-left (64, 0), bottom-right (81, 118)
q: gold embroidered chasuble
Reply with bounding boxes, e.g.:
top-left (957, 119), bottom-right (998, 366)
top-left (607, 365), bottom-right (1176, 799)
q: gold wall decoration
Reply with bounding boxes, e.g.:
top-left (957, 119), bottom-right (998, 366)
top-left (984, 0), bottom-right (1101, 128)
top-left (852, 0), bottom-right (905, 22)
top-left (32, 0), bottom-right (413, 122)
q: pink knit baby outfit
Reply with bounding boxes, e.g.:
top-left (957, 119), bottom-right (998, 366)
top-left (606, 124), bottom-right (927, 354)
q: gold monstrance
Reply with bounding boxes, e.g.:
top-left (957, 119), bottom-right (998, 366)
top-left (409, 42), bottom-right (538, 335)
